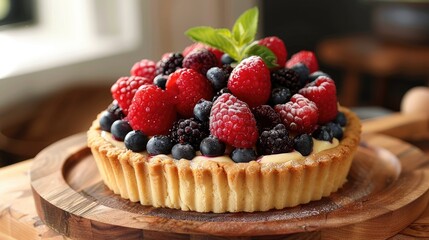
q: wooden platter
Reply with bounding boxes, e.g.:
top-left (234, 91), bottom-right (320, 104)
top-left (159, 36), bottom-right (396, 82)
top-left (30, 133), bottom-right (429, 239)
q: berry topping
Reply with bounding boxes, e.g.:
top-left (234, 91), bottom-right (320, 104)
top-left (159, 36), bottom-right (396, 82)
top-left (299, 76), bottom-right (338, 124)
top-left (183, 49), bottom-right (219, 75)
top-left (286, 50), bottom-right (319, 73)
top-left (107, 101), bottom-right (125, 119)
top-left (200, 136), bottom-right (226, 157)
top-left (146, 135), bottom-right (173, 155)
top-left (166, 68), bottom-right (214, 118)
top-left (221, 53), bottom-right (235, 65)
top-left (170, 118), bottom-right (208, 150)
top-left (99, 111), bottom-right (119, 132)
top-left (172, 143), bottom-right (196, 160)
top-left (334, 111), bottom-right (347, 127)
top-left (153, 75), bottom-right (168, 89)
top-left (270, 68), bottom-right (302, 94)
top-left (252, 105), bottom-right (282, 133)
top-left (110, 76), bottom-right (153, 114)
top-left (182, 42), bottom-right (223, 63)
top-left (257, 124), bottom-right (293, 155)
top-left (210, 93), bottom-right (258, 148)
top-left (124, 130), bottom-right (148, 152)
top-left (212, 87), bottom-right (231, 102)
top-left (110, 120), bottom-right (132, 141)
top-left (206, 67), bottom-right (228, 91)
top-left (231, 148), bottom-right (257, 163)
top-left (275, 94), bottom-right (319, 134)
top-left (290, 63), bottom-right (310, 87)
top-left (313, 126), bottom-right (334, 142)
top-left (270, 87), bottom-right (292, 105)
top-left (128, 85), bottom-right (176, 136)
top-left (326, 122), bottom-right (343, 140)
top-left (156, 52), bottom-right (184, 76)
top-left (130, 59), bottom-right (156, 80)
top-left (228, 56), bottom-right (271, 108)
top-left (257, 36), bottom-right (287, 67)
top-left (193, 99), bottom-right (213, 122)
top-left (294, 134), bottom-right (313, 156)
top-left (308, 71), bottom-right (330, 82)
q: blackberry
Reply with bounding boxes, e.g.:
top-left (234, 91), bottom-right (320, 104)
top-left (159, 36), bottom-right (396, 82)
top-left (124, 130), bottom-right (148, 152)
top-left (290, 63), bottom-right (310, 88)
top-left (172, 143), bottom-right (196, 160)
top-left (231, 148), bottom-right (257, 163)
top-left (156, 53), bottom-right (184, 76)
top-left (206, 67), bottom-right (228, 91)
top-left (146, 135), bottom-right (173, 155)
top-left (200, 136), bottom-right (226, 157)
top-left (170, 118), bottom-right (208, 149)
top-left (193, 99), bottom-right (213, 122)
top-left (99, 111), bottom-right (118, 132)
top-left (183, 49), bottom-right (218, 75)
top-left (111, 120), bottom-right (132, 141)
top-left (252, 105), bottom-right (282, 133)
top-left (107, 101), bottom-right (125, 119)
top-left (257, 124), bottom-right (293, 155)
top-left (270, 87), bottom-right (291, 106)
top-left (212, 87), bottom-right (231, 102)
top-left (270, 68), bottom-right (301, 94)
top-left (153, 74), bottom-right (168, 89)
top-left (294, 134), bottom-right (313, 156)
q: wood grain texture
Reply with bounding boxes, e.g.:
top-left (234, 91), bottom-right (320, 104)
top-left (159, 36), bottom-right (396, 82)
top-left (28, 133), bottom-right (429, 239)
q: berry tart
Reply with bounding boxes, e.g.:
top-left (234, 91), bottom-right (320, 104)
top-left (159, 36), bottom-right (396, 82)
top-left (87, 7), bottom-right (361, 213)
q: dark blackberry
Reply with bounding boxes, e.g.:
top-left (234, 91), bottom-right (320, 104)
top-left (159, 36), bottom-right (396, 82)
top-left (156, 53), bottom-right (184, 76)
top-left (172, 143), bottom-right (196, 160)
top-left (212, 87), bottom-right (231, 102)
top-left (252, 105), bottom-right (282, 133)
top-left (111, 120), bottom-right (132, 141)
top-left (200, 136), bottom-right (226, 157)
top-left (99, 111), bottom-right (119, 132)
top-left (290, 63), bottom-right (310, 88)
top-left (206, 67), bottom-right (228, 91)
top-left (231, 148), bottom-right (257, 163)
top-left (326, 122), bottom-right (343, 140)
top-left (107, 101), bottom-right (125, 119)
top-left (153, 74), bottom-right (168, 89)
top-left (270, 87), bottom-right (291, 106)
top-left (313, 125), bottom-right (334, 142)
top-left (294, 134), bottom-right (313, 156)
top-left (170, 118), bottom-right (209, 149)
top-left (270, 68), bottom-right (301, 94)
top-left (124, 130), bottom-right (148, 152)
top-left (146, 135), bottom-right (173, 155)
top-left (257, 124), bottom-right (293, 155)
top-left (194, 99), bottom-right (213, 122)
top-left (183, 49), bottom-right (218, 75)
top-left (334, 111), bottom-right (347, 127)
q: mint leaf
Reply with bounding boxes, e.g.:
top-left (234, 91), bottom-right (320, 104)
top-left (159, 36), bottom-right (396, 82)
top-left (244, 44), bottom-right (278, 68)
top-left (185, 26), bottom-right (239, 61)
top-left (232, 7), bottom-right (258, 47)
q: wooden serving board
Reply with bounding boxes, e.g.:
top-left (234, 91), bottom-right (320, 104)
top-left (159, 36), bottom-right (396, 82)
top-left (30, 133), bottom-right (429, 240)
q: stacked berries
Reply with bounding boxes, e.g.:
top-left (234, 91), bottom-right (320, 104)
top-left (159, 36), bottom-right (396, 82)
top-left (99, 36), bottom-right (347, 163)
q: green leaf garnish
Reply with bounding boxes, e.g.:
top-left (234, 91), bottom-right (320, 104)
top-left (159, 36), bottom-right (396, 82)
top-left (185, 7), bottom-right (277, 68)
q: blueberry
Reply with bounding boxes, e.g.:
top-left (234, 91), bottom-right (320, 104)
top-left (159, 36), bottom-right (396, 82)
top-left (146, 135), bottom-right (173, 155)
top-left (308, 71), bottom-right (330, 82)
top-left (124, 130), bottom-right (148, 152)
top-left (200, 136), bottom-right (226, 157)
top-left (270, 87), bottom-right (291, 105)
top-left (313, 126), bottom-right (334, 142)
top-left (326, 122), bottom-right (343, 140)
top-left (110, 120), bottom-right (132, 141)
top-left (294, 134), bottom-right (313, 156)
top-left (193, 99), bottom-right (213, 122)
top-left (291, 63), bottom-right (310, 88)
top-left (231, 148), bottom-right (257, 163)
top-left (172, 143), bottom-right (195, 160)
top-left (99, 111), bottom-right (119, 132)
top-left (153, 75), bottom-right (168, 89)
top-left (221, 53), bottom-right (235, 65)
top-left (334, 112), bottom-right (347, 127)
top-left (206, 67), bottom-right (228, 91)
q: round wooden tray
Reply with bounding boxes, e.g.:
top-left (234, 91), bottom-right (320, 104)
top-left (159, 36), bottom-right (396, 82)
top-left (30, 133), bottom-right (429, 239)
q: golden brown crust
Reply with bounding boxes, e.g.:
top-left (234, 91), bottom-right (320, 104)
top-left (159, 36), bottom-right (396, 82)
top-left (87, 107), bottom-right (361, 213)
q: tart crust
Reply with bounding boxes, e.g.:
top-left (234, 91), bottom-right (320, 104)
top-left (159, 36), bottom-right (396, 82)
top-left (87, 107), bottom-right (361, 213)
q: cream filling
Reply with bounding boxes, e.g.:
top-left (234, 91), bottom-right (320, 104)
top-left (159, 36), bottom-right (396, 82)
top-left (101, 131), bottom-right (339, 164)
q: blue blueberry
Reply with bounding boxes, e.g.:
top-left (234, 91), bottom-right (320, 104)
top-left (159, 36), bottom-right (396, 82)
top-left (294, 134), bottom-right (313, 156)
top-left (200, 136), bottom-right (226, 157)
top-left (172, 143), bottom-right (195, 160)
top-left (99, 111), bottom-right (119, 132)
top-left (334, 112), bottom-right (347, 127)
top-left (221, 53), bottom-right (235, 65)
top-left (313, 126), bottom-right (334, 142)
top-left (153, 75), bottom-right (168, 89)
top-left (124, 130), bottom-right (148, 152)
top-left (146, 135), bottom-right (173, 155)
top-left (308, 71), bottom-right (330, 82)
top-left (231, 148), bottom-right (257, 163)
top-left (193, 99), bottom-right (213, 122)
top-left (206, 67), bottom-right (228, 91)
top-left (326, 122), bottom-right (343, 140)
top-left (110, 120), bottom-right (132, 141)
top-left (270, 87), bottom-right (291, 105)
top-left (291, 63), bottom-right (310, 88)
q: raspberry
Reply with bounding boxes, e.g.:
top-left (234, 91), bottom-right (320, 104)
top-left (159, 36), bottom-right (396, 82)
top-left (271, 68), bottom-right (302, 94)
top-left (209, 93), bottom-right (258, 148)
top-left (183, 42), bottom-right (224, 63)
top-left (128, 85), bottom-right (176, 136)
top-left (275, 94), bottom-right (319, 134)
top-left (110, 76), bottom-right (152, 114)
top-left (182, 49), bottom-right (219, 75)
top-left (130, 59), bottom-right (156, 80)
top-left (228, 56), bottom-right (271, 108)
top-left (170, 118), bottom-right (209, 150)
top-left (156, 53), bottom-right (184, 76)
top-left (166, 68), bottom-right (214, 118)
top-left (299, 76), bottom-right (338, 124)
top-left (286, 51), bottom-right (319, 73)
top-left (257, 36), bottom-right (287, 67)
top-left (257, 124), bottom-right (293, 155)
top-left (252, 105), bottom-right (282, 133)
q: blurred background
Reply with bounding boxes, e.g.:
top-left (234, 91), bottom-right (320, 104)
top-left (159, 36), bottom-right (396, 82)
top-left (1, 0), bottom-right (428, 166)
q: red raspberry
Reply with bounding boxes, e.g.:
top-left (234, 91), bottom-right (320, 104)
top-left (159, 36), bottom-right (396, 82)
top-left (286, 51), bottom-right (319, 73)
top-left (166, 68), bottom-right (214, 118)
top-left (274, 94), bottom-right (319, 134)
top-left (128, 85), bottom-right (176, 136)
top-left (182, 49), bottom-right (219, 75)
top-left (227, 56), bottom-right (271, 108)
top-left (299, 76), bottom-right (338, 124)
top-left (130, 59), bottom-right (156, 80)
top-left (210, 93), bottom-right (258, 148)
top-left (110, 76), bottom-right (152, 115)
top-left (183, 43), bottom-right (223, 63)
top-left (257, 36), bottom-right (287, 68)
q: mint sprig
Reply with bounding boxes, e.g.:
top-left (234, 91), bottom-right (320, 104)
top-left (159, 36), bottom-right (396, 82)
top-left (185, 7), bottom-right (278, 68)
